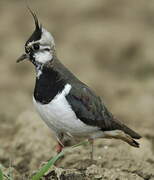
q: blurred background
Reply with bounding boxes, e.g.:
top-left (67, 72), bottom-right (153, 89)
top-left (0, 0), bottom-right (154, 179)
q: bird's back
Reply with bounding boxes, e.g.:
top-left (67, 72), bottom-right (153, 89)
top-left (51, 58), bottom-right (141, 140)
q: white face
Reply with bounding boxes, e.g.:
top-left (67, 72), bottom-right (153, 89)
top-left (39, 28), bottom-right (55, 47)
top-left (26, 28), bottom-right (55, 64)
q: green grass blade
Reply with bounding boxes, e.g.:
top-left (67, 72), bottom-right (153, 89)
top-left (31, 140), bottom-right (89, 180)
top-left (0, 167), bottom-right (3, 180)
top-left (31, 151), bottom-right (64, 180)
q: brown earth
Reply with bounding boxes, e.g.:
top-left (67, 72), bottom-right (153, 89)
top-left (0, 0), bottom-right (154, 179)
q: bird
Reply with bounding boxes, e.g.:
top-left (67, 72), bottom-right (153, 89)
top-left (17, 9), bottom-right (141, 160)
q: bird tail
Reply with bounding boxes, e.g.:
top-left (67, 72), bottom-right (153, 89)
top-left (103, 118), bottom-right (141, 148)
top-left (104, 129), bottom-right (140, 148)
top-left (110, 118), bottom-right (142, 139)
top-left (120, 133), bottom-right (140, 148)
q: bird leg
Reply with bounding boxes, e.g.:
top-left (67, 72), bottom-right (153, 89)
top-left (56, 141), bottom-right (64, 154)
top-left (88, 139), bottom-right (94, 161)
top-left (55, 133), bottom-right (65, 154)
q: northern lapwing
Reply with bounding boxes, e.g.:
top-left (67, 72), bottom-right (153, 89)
top-left (17, 9), bottom-right (141, 159)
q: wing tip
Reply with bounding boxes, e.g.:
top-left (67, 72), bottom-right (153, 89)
top-left (127, 130), bottom-right (142, 139)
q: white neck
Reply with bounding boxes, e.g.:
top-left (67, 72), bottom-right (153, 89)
top-left (34, 50), bottom-right (53, 64)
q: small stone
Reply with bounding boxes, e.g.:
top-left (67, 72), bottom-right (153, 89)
top-left (104, 146), bottom-right (108, 150)
top-left (98, 156), bottom-right (102, 160)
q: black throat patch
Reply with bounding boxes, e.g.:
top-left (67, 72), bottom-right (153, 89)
top-left (34, 66), bottom-right (66, 104)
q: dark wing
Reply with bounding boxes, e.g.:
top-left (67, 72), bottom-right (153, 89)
top-left (66, 85), bottom-right (141, 139)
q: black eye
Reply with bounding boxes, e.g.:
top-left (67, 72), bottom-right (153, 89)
top-left (33, 43), bottom-right (40, 50)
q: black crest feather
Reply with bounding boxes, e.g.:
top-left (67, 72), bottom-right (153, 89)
top-left (27, 6), bottom-right (40, 31)
top-left (25, 6), bottom-right (42, 46)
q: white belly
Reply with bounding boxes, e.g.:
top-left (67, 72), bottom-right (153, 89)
top-left (33, 84), bottom-right (98, 138)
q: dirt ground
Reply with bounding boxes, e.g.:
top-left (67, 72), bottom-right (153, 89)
top-left (0, 0), bottom-right (154, 179)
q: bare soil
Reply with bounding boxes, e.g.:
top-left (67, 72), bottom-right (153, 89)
top-left (0, 0), bottom-right (154, 179)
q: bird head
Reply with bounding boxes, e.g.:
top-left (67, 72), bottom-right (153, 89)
top-left (17, 8), bottom-right (55, 67)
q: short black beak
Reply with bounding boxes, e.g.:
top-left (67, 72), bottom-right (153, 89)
top-left (16, 54), bottom-right (29, 63)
